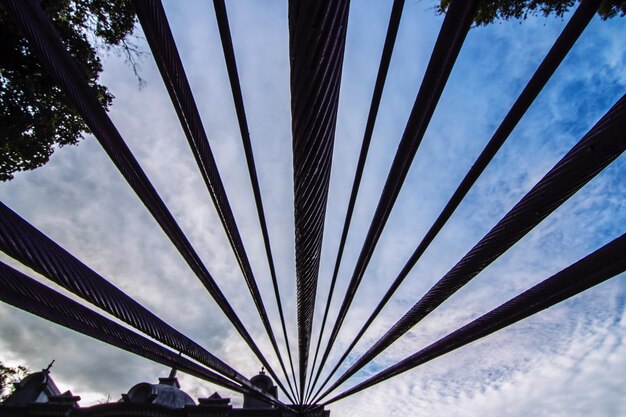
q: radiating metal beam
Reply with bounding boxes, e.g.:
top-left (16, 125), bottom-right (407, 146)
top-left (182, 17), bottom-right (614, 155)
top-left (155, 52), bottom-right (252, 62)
top-left (288, 0), bottom-right (350, 402)
top-left (324, 232), bottom-right (626, 403)
top-left (310, 0), bottom-right (600, 400)
top-left (312, 0), bottom-right (479, 402)
top-left (133, 0), bottom-right (293, 401)
top-left (3, 0), bottom-right (286, 402)
top-left (317, 92), bottom-right (626, 402)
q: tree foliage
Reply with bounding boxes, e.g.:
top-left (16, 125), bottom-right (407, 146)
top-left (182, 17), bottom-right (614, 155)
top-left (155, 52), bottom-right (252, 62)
top-left (438, 0), bottom-right (626, 26)
top-left (0, 361), bottom-right (29, 401)
top-left (0, 0), bottom-right (138, 181)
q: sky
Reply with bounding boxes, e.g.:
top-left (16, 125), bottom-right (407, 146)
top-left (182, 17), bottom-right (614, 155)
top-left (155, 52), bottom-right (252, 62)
top-left (1, 0), bottom-right (625, 416)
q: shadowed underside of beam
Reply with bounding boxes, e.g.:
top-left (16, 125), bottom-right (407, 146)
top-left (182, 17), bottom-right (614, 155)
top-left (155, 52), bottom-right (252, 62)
top-left (0, 261), bottom-right (246, 397)
top-left (319, 93), bottom-right (626, 401)
top-left (325, 231), bottom-right (626, 403)
top-left (310, 0), bottom-right (600, 401)
top-left (132, 0), bottom-right (293, 401)
top-left (288, 0), bottom-right (350, 401)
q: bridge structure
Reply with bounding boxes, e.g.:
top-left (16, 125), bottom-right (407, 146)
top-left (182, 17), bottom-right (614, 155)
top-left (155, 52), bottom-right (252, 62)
top-left (1, 0), bottom-right (625, 415)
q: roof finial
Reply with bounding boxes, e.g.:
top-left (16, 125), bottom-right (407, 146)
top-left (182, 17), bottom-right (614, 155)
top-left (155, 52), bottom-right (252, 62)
top-left (45, 359), bottom-right (55, 372)
top-left (260, 366), bottom-right (265, 374)
top-left (168, 351), bottom-right (182, 378)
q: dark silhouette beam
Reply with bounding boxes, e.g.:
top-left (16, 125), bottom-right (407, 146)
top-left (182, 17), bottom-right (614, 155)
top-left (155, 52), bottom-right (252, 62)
top-left (310, 0), bottom-right (600, 401)
top-left (133, 0), bottom-right (293, 401)
top-left (312, 0), bottom-right (479, 403)
top-left (317, 93), bottom-right (626, 402)
top-left (304, 0), bottom-right (406, 403)
top-left (324, 232), bottom-right (626, 403)
top-left (288, 0), bottom-right (350, 402)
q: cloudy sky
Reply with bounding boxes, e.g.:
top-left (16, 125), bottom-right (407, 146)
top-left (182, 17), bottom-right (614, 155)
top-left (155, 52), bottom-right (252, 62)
top-left (1, 1), bottom-right (625, 416)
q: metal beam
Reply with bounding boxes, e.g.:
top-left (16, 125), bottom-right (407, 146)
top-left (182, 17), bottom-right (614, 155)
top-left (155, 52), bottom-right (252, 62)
top-left (310, 0), bottom-right (600, 400)
top-left (305, 0), bottom-right (405, 402)
top-left (317, 92), bottom-right (626, 401)
top-left (324, 232), bottom-right (626, 403)
top-left (288, 0), bottom-right (350, 402)
top-left (312, 0), bottom-right (479, 402)
top-left (133, 0), bottom-right (293, 401)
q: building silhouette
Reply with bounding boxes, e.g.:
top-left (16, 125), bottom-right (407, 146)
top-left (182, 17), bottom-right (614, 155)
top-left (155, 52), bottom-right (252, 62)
top-left (2, 366), bottom-right (329, 417)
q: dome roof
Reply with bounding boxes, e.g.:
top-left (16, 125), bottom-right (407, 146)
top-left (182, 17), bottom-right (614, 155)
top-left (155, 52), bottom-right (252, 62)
top-left (123, 378), bottom-right (195, 408)
top-left (243, 370), bottom-right (277, 409)
top-left (250, 372), bottom-right (274, 390)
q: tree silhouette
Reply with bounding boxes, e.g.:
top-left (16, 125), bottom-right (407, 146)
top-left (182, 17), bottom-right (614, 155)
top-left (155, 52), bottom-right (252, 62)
top-left (0, 361), bottom-right (28, 401)
top-left (0, 0), bottom-right (138, 181)
top-left (438, 0), bottom-right (626, 26)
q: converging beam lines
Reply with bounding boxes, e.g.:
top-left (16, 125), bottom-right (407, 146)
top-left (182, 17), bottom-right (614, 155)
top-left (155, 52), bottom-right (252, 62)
top-left (309, 0), bottom-right (600, 400)
top-left (4, 0), bottom-right (290, 402)
top-left (317, 93), bottom-right (626, 402)
top-left (305, 0), bottom-right (405, 402)
top-left (0, 262), bottom-right (248, 397)
top-left (324, 232), bottom-right (626, 403)
top-left (312, 0), bottom-right (479, 401)
top-left (0, 202), bottom-right (259, 394)
top-left (3, 0), bottom-right (620, 413)
top-left (0, 263), bottom-right (289, 410)
top-left (288, 0), bottom-right (350, 402)
top-left (133, 0), bottom-right (294, 401)
top-left (211, 0), bottom-right (298, 399)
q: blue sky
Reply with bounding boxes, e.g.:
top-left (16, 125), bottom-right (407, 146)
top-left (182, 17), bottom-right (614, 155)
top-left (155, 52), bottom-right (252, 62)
top-left (1, 1), bottom-right (625, 416)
